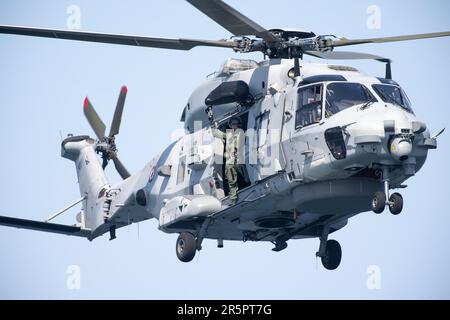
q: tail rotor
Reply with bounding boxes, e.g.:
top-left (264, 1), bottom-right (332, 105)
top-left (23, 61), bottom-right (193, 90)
top-left (83, 86), bottom-right (130, 179)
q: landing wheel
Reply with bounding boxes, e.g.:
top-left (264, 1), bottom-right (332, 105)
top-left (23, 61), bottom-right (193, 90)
top-left (372, 191), bottom-right (386, 214)
top-left (176, 232), bottom-right (196, 262)
top-left (389, 193), bottom-right (403, 215)
top-left (321, 239), bottom-right (342, 270)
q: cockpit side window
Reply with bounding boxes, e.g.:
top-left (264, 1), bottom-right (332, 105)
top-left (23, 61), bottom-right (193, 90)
top-left (295, 84), bottom-right (323, 129)
top-left (325, 82), bottom-right (376, 118)
top-left (372, 84), bottom-right (414, 114)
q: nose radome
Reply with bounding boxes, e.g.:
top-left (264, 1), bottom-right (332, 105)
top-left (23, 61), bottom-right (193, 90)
top-left (351, 105), bottom-right (422, 162)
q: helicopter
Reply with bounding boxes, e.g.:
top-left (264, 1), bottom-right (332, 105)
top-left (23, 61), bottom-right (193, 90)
top-left (0, 0), bottom-right (448, 270)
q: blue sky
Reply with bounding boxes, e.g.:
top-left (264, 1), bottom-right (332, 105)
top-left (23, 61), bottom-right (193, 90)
top-left (0, 0), bottom-right (449, 299)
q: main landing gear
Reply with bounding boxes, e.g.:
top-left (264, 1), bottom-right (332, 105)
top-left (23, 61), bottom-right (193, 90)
top-left (176, 232), bottom-right (197, 262)
top-left (175, 231), bottom-right (213, 262)
top-left (316, 226), bottom-right (342, 270)
top-left (371, 168), bottom-right (404, 215)
top-left (177, 228), bottom-right (344, 270)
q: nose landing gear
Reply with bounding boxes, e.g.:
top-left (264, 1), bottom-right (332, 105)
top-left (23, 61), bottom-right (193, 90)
top-left (371, 168), bottom-right (404, 215)
top-left (388, 192), bottom-right (403, 215)
top-left (372, 191), bottom-right (386, 214)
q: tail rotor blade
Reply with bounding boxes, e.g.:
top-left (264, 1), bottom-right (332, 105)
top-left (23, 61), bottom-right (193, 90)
top-left (83, 97), bottom-right (106, 140)
top-left (84, 89), bottom-right (130, 180)
top-left (111, 154), bottom-right (130, 179)
top-left (109, 86), bottom-right (127, 137)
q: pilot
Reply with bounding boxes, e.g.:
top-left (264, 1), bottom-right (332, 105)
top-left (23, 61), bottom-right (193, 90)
top-left (212, 116), bottom-right (245, 205)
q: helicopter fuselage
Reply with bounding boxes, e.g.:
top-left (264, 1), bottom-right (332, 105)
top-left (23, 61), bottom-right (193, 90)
top-left (96, 58), bottom-right (436, 244)
top-left (0, 0), bottom-right (447, 270)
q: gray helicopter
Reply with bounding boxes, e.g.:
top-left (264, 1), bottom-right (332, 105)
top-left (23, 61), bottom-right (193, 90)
top-left (0, 0), bottom-right (448, 270)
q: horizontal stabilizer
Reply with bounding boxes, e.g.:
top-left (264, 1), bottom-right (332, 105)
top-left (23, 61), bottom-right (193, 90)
top-left (0, 215), bottom-right (91, 238)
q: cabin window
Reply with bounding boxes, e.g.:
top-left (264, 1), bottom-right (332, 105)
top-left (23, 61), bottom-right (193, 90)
top-left (372, 84), bottom-right (414, 114)
top-left (295, 84), bottom-right (323, 128)
top-left (176, 156), bottom-right (186, 185)
top-left (325, 82), bottom-right (376, 117)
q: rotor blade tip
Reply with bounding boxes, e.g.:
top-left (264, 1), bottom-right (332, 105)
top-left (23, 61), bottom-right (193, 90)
top-left (83, 97), bottom-right (89, 110)
top-left (121, 86), bottom-right (128, 94)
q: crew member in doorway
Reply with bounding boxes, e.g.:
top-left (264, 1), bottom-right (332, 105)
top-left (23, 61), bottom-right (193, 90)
top-left (213, 116), bottom-right (245, 205)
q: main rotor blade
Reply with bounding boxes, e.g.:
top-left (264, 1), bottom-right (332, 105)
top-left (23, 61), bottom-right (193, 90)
top-left (0, 215), bottom-right (91, 238)
top-left (83, 97), bottom-right (106, 140)
top-left (111, 155), bottom-right (130, 179)
top-left (328, 31), bottom-right (450, 48)
top-left (187, 0), bottom-right (278, 42)
top-left (0, 24), bottom-right (236, 50)
top-left (109, 86), bottom-right (127, 137)
top-left (305, 50), bottom-right (390, 61)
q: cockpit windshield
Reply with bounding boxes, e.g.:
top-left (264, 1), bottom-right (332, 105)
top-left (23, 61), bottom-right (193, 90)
top-left (325, 82), bottom-right (376, 118)
top-left (372, 84), bottom-right (413, 114)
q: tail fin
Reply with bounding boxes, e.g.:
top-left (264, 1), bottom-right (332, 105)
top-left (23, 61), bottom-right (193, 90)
top-left (61, 135), bottom-right (109, 231)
